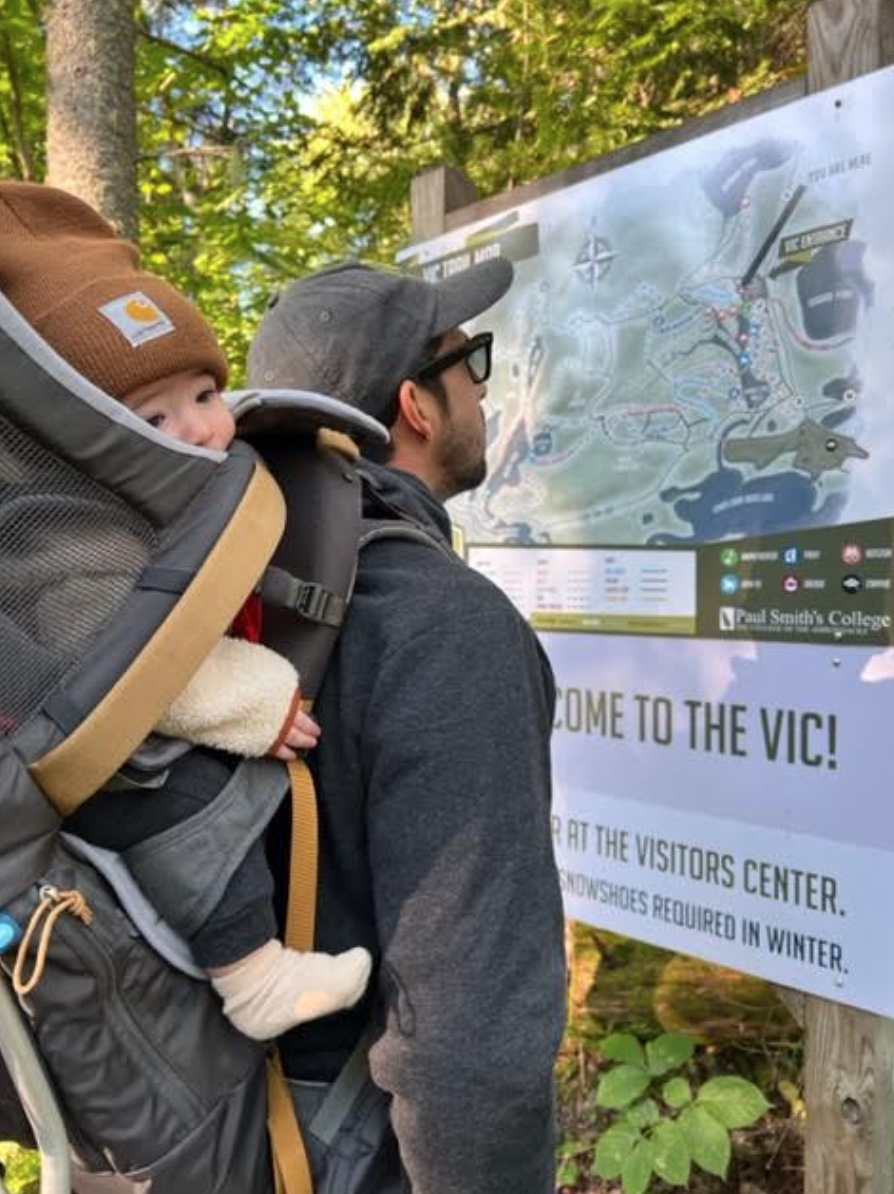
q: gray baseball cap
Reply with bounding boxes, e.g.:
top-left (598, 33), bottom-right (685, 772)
top-left (247, 257), bottom-right (514, 423)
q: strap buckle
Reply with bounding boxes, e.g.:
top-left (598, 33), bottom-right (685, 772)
top-left (287, 579), bottom-right (345, 627)
top-left (260, 566), bottom-right (346, 627)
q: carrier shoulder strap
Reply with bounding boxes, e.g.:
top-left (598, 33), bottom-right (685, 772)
top-left (266, 755), bottom-right (318, 1194)
top-left (359, 517), bottom-right (453, 556)
top-left (251, 425), bottom-right (367, 1194)
top-left (266, 504), bottom-right (449, 1194)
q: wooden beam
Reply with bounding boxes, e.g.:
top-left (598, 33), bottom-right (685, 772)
top-left (808, 0), bottom-right (894, 91)
top-left (804, 1001), bottom-right (894, 1193)
top-left (803, 4), bottom-right (894, 1188)
top-left (409, 166), bottom-right (478, 243)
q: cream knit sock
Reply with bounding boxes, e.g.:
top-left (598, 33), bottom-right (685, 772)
top-left (210, 939), bottom-right (372, 1041)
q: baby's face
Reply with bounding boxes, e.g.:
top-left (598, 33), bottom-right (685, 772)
top-left (123, 369), bottom-right (235, 452)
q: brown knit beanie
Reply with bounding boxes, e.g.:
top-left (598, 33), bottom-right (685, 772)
top-left (0, 180), bottom-right (227, 399)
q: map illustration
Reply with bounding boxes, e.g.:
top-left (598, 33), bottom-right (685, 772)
top-left (404, 69), bottom-right (894, 551)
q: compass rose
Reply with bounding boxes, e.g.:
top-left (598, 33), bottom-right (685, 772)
top-left (574, 233), bottom-right (618, 287)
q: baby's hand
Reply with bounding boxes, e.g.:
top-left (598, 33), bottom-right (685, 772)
top-left (270, 696), bottom-right (321, 760)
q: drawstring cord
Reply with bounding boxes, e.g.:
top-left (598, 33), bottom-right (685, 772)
top-left (12, 886), bottom-right (93, 997)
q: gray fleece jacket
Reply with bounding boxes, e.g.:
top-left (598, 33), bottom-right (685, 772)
top-left (270, 461), bottom-right (567, 1194)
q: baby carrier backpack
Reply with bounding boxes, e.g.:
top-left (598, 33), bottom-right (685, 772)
top-left (0, 285), bottom-right (394, 1194)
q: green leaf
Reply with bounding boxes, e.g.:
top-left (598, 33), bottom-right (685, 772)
top-left (679, 1105), bottom-right (732, 1178)
top-left (662, 1076), bottom-right (693, 1109)
top-left (594, 1121), bottom-right (641, 1179)
top-left (557, 1154), bottom-right (582, 1186)
top-left (624, 1097), bottom-right (660, 1130)
top-left (696, 1076), bottom-right (770, 1128)
top-left (596, 1064), bottom-right (652, 1109)
top-left (651, 1119), bottom-right (691, 1186)
top-left (645, 1032), bottom-right (695, 1076)
top-left (600, 1032), bottom-right (647, 1067)
top-left (621, 1138), bottom-right (654, 1194)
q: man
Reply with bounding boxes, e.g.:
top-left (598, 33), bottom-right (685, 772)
top-left (249, 258), bottom-right (566, 1194)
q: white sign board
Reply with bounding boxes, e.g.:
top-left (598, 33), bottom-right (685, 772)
top-left (400, 66), bottom-right (894, 1015)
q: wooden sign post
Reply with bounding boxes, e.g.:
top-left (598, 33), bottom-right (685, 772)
top-left (803, 5), bottom-right (894, 1191)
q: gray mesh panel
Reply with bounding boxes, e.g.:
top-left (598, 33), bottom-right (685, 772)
top-left (0, 411), bottom-right (157, 736)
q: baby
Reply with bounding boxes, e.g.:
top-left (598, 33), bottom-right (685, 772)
top-left (0, 180), bottom-right (371, 1040)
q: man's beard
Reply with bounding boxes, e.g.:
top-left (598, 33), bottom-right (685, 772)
top-left (435, 417), bottom-right (487, 500)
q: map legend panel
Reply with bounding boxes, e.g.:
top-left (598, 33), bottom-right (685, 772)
top-left (468, 545), bottom-right (697, 634)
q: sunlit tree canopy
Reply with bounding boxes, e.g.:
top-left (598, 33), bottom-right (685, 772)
top-left (0, 0), bottom-right (807, 373)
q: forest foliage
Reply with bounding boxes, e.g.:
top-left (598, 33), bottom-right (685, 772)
top-left (0, 0), bottom-right (807, 373)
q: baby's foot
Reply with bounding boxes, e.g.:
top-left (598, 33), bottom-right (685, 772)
top-left (211, 939), bottom-right (372, 1040)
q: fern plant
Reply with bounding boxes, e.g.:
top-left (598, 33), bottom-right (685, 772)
top-left (592, 1030), bottom-right (769, 1193)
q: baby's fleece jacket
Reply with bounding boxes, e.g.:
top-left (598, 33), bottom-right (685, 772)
top-left (155, 635), bottom-right (299, 757)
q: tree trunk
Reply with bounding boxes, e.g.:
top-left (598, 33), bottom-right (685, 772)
top-left (44, 0), bottom-right (138, 241)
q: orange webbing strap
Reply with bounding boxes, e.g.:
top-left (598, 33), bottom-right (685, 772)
top-left (284, 753), bottom-right (319, 951)
top-left (266, 752), bottom-right (320, 1194)
top-left (316, 427), bottom-right (360, 463)
top-left (267, 1051), bottom-right (313, 1194)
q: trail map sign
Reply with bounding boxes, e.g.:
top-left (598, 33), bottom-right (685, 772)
top-left (400, 66), bottom-right (894, 1016)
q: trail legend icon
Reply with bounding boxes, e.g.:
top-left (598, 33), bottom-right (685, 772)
top-left (719, 606), bottom-right (738, 631)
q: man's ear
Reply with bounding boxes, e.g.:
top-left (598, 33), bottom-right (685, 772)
top-left (395, 378), bottom-right (434, 442)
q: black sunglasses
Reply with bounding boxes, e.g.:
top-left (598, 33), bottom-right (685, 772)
top-left (415, 332), bottom-right (493, 386)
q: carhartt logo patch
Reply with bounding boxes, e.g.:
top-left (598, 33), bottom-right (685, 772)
top-left (99, 292), bottom-right (175, 346)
